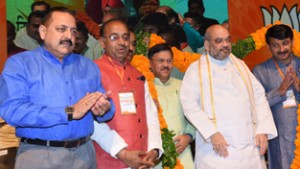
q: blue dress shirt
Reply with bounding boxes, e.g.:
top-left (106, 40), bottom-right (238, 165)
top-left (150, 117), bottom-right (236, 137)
top-left (0, 47), bottom-right (115, 141)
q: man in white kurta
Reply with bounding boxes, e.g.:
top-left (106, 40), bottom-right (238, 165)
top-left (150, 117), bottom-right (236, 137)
top-left (180, 25), bottom-right (277, 169)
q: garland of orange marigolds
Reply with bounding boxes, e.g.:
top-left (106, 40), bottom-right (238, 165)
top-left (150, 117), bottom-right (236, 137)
top-left (78, 13), bottom-right (300, 168)
top-left (132, 22), bottom-right (300, 169)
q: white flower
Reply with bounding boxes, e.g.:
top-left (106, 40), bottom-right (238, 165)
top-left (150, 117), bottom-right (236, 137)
top-left (261, 5), bottom-right (299, 31)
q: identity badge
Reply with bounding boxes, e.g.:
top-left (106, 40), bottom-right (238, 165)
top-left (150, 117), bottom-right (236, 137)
top-left (283, 89), bottom-right (297, 108)
top-left (119, 92), bottom-right (137, 115)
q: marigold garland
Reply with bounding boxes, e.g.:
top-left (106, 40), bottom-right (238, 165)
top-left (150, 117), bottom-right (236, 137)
top-left (234, 20), bottom-right (300, 59)
top-left (133, 25), bottom-right (300, 168)
top-left (131, 34), bottom-right (183, 169)
top-left (77, 13), bottom-right (300, 167)
top-left (291, 104), bottom-right (300, 169)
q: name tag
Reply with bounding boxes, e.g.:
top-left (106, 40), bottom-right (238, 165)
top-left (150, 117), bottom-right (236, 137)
top-left (283, 89), bottom-right (297, 108)
top-left (0, 149), bottom-right (8, 156)
top-left (119, 92), bottom-right (137, 115)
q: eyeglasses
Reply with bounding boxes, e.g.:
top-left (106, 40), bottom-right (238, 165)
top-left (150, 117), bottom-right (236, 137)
top-left (152, 58), bottom-right (173, 64)
top-left (104, 33), bottom-right (130, 41)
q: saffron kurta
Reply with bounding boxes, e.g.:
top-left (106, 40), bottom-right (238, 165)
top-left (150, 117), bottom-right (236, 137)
top-left (154, 77), bottom-right (195, 169)
top-left (92, 54), bottom-right (162, 169)
top-left (180, 54), bottom-right (277, 169)
top-left (253, 55), bottom-right (300, 169)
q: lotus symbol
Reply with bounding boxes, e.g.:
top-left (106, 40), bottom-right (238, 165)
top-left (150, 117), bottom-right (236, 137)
top-left (261, 5), bottom-right (300, 31)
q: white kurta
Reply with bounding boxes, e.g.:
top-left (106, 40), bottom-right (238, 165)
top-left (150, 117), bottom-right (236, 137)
top-left (180, 54), bottom-right (277, 169)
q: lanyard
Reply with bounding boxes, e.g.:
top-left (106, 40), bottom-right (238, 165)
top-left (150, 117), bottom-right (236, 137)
top-left (273, 60), bottom-right (285, 79)
top-left (108, 57), bottom-right (125, 86)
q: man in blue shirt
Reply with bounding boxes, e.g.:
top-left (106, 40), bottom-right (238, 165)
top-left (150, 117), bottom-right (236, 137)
top-left (0, 7), bottom-right (114, 169)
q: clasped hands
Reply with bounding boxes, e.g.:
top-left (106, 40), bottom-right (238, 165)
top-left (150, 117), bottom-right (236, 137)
top-left (71, 91), bottom-right (111, 119)
top-left (211, 132), bottom-right (268, 158)
top-left (117, 148), bottom-right (159, 169)
top-left (279, 66), bottom-right (300, 95)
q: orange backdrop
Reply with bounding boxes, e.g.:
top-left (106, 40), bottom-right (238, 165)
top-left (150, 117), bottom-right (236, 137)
top-left (0, 1), bottom-right (6, 72)
top-left (228, 0), bottom-right (300, 70)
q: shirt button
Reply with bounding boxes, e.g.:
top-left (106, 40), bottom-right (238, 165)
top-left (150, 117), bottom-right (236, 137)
top-left (138, 119), bottom-right (141, 123)
top-left (140, 134), bottom-right (143, 138)
top-left (69, 97), bottom-right (72, 100)
top-left (66, 81), bottom-right (69, 84)
top-left (128, 77), bottom-right (131, 81)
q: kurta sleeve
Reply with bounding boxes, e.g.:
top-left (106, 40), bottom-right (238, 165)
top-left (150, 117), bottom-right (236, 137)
top-left (180, 61), bottom-right (218, 140)
top-left (253, 65), bottom-right (287, 107)
top-left (249, 66), bottom-right (278, 140)
top-left (145, 82), bottom-right (163, 157)
top-left (91, 121), bottom-right (128, 158)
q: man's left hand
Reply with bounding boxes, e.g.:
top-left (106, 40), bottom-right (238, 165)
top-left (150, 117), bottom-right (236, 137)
top-left (174, 134), bottom-right (192, 154)
top-left (255, 134), bottom-right (268, 155)
top-left (91, 91), bottom-right (111, 116)
top-left (139, 149), bottom-right (158, 169)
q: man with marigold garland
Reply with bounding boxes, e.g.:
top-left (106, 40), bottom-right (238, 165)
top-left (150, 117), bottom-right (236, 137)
top-left (148, 43), bottom-right (195, 169)
top-left (253, 24), bottom-right (300, 169)
top-left (91, 19), bottom-right (163, 169)
top-left (180, 24), bottom-right (277, 169)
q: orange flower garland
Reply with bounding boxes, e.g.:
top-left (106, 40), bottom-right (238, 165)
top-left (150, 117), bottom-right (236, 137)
top-left (292, 105), bottom-right (300, 169)
top-left (132, 34), bottom-right (185, 169)
top-left (132, 23), bottom-right (300, 169)
top-left (130, 54), bottom-right (168, 130)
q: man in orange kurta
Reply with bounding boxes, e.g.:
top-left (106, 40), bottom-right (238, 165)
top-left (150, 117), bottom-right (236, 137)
top-left (92, 19), bottom-right (163, 169)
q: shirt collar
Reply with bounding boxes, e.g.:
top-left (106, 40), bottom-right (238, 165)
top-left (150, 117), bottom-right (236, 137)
top-left (154, 77), bottom-right (172, 86)
top-left (42, 46), bottom-right (72, 65)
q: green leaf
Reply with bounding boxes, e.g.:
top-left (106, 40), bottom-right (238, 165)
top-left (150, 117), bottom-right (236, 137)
top-left (232, 36), bottom-right (255, 59)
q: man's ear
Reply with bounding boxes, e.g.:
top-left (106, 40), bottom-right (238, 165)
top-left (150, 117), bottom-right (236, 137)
top-left (39, 25), bottom-right (46, 40)
top-left (99, 37), bottom-right (105, 49)
top-left (204, 40), bottom-right (209, 51)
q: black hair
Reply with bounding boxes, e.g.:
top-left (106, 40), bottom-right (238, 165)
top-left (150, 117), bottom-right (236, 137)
top-left (31, 1), bottom-right (51, 12)
top-left (27, 10), bottom-right (47, 24)
top-left (188, 0), bottom-right (204, 10)
top-left (148, 43), bottom-right (173, 60)
top-left (141, 12), bottom-right (169, 31)
top-left (265, 24), bottom-right (293, 44)
top-left (76, 21), bottom-right (89, 39)
top-left (183, 12), bottom-right (201, 25)
top-left (158, 24), bottom-right (187, 49)
top-left (42, 7), bottom-right (75, 25)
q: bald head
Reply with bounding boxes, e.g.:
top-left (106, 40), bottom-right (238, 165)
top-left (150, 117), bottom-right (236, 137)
top-left (204, 24), bottom-right (228, 40)
top-left (204, 24), bottom-right (231, 60)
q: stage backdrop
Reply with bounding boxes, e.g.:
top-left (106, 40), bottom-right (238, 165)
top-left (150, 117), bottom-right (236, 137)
top-left (228, 0), bottom-right (300, 70)
top-left (6, 0), bottom-right (84, 32)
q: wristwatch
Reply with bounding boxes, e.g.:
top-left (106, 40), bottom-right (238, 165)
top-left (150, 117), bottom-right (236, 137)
top-left (65, 106), bottom-right (74, 121)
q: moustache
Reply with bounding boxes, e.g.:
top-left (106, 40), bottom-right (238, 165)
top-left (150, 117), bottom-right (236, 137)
top-left (160, 67), bottom-right (170, 71)
top-left (220, 47), bottom-right (230, 52)
top-left (277, 51), bottom-right (288, 55)
top-left (60, 39), bottom-right (73, 46)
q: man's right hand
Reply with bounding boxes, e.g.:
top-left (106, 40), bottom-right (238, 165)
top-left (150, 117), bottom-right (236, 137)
top-left (210, 132), bottom-right (229, 158)
top-left (72, 92), bottom-right (101, 119)
top-left (116, 149), bottom-right (153, 169)
top-left (278, 69), bottom-right (293, 96)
